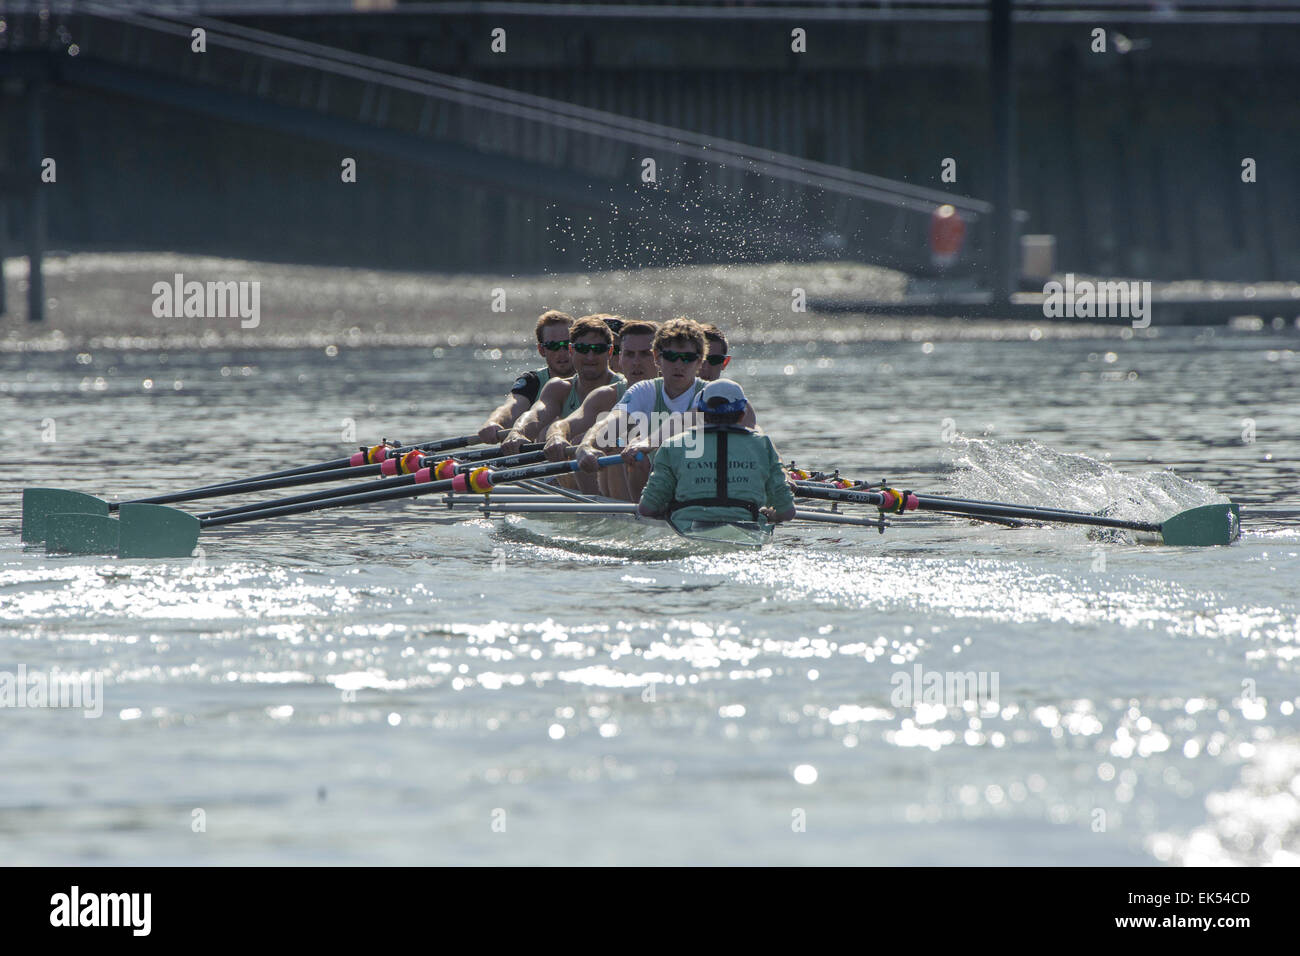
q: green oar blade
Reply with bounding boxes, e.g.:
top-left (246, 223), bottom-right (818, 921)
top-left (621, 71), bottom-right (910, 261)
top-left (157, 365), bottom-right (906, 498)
top-left (117, 504), bottom-right (202, 559)
top-left (21, 489), bottom-right (109, 543)
top-left (46, 514), bottom-right (120, 554)
top-left (1160, 503), bottom-right (1240, 546)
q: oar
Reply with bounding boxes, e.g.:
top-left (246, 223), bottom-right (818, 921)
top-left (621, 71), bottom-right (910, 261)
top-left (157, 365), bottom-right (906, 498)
top-left (791, 483), bottom-right (1240, 546)
top-left (173, 433), bottom-right (485, 492)
top-left (132, 442), bottom-right (545, 513)
top-left (165, 439), bottom-right (541, 502)
top-left (20, 432), bottom-right (487, 543)
top-left (792, 487), bottom-right (1025, 528)
top-left (43, 447), bottom-right (550, 546)
top-left (46, 455), bottom-right (631, 559)
top-left (792, 470), bottom-right (1190, 530)
top-left (198, 450), bottom-right (549, 522)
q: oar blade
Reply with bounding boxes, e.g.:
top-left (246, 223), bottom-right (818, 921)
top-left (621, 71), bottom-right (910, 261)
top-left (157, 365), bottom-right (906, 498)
top-left (46, 514), bottom-right (120, 555)
top-left (21, 489), bottom-right (109, 543)
top-left (117, 504), bottom-right (202, 559)
top-left (1160, 503), bottom-right (1240, 547)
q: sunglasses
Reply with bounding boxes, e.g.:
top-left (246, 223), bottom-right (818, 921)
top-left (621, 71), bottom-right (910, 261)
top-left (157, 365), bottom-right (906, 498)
top-left (705, 354), bottom-right (729, 366)
top-left (571, 342), bottom-right (610, 355)
top-left (659, 349), bottom-right (700, 364)
top-left (541, 339), bottom-right (570, 352)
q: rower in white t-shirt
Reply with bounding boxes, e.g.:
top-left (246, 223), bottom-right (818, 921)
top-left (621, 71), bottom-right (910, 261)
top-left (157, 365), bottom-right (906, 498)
top-left (576, 317), bottom-right (757, 500)
top-left (615, 373), bottom-right (705, 420)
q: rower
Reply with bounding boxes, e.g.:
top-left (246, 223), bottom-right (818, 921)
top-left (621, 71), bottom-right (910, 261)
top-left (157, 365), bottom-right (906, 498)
top-left (501, 315), bottom-right (624, 454)
top-left (477, 309), bottom-right (575, 444)
top-left (542, 318), bottom-right (658, 493)
top-left (698, 323), bottom-right (733, 382)
top-left (576, 317), bottom-right (756, 499)
top-left (695, 322), bottom-right (762, 436)
top-left (599, 315), bottom-right (625, 375)
top-left (638, 379), bottom-right (795, 526)
top-left (606, 318), bottom-right (657, 393)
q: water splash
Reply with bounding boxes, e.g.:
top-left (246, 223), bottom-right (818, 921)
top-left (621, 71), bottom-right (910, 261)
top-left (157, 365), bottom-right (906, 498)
top-left (943, 437), bottom-right (1228, 523)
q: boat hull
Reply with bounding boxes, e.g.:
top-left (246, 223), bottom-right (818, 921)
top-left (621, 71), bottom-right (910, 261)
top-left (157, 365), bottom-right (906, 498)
top-left (438, 486), bottom-right (776, 554)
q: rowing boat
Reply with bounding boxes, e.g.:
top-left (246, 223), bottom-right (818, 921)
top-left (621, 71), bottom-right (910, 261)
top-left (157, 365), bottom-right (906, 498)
top-left (18, 435), bottom-right (1242, 559)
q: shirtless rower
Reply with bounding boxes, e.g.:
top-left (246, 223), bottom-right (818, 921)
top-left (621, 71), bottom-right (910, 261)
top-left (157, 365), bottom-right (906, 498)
top-left (638, 378), bottom-right (795, 526)
top-left (500, 315), bottom-right (624, 454)
top-left (476, 309), bottom-right (575, 444)
top-left (575, 317), bottom-right (756, 500)
top-left (542, 319), bottom-right (659, 494)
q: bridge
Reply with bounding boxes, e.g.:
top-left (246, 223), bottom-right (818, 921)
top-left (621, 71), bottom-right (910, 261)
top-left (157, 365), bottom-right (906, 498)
top-left (3, 1), bottom-right (1297, 323)
top-left (1, 0), bottom-right (994, 321)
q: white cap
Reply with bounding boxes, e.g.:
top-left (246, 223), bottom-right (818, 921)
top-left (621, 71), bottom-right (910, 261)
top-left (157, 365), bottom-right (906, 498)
top-left (696, 378), bottom-right (747, 412)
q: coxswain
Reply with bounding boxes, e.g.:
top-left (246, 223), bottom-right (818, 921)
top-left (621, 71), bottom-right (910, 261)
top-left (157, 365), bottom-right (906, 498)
top-left (637, 378), bottom-right (795, 525)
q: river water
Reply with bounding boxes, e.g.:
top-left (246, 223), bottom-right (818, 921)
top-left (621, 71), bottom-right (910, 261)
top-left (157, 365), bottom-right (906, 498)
top-left (2, 262), bottom-right (1298, 865)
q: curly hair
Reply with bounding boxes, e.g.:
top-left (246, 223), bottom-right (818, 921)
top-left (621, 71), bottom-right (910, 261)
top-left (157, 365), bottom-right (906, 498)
top-left (652, 317), bottom-right (706, 355)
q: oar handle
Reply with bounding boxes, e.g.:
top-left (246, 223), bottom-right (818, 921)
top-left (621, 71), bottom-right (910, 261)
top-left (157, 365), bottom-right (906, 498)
top-left (398, 433), bottom-right (482, 455)
top-left (791, 483), bottom-right (888, 507)
top-left (454, 454), bottom-right (624, 492)
top-left (454, 442), bottom-right (544, 464)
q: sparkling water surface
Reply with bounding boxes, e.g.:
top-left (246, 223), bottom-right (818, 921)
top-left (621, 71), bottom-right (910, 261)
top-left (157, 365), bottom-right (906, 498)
top-left (2, 321), bottom-right (1299, 865)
